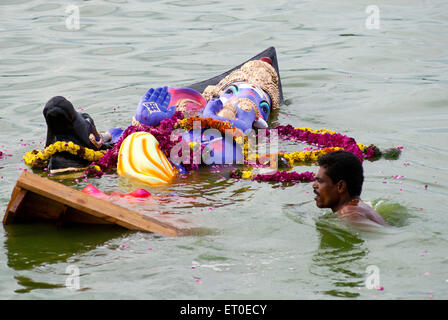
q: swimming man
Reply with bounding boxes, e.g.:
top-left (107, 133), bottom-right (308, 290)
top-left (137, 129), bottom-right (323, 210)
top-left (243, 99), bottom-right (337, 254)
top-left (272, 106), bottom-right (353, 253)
top-left (312, 150), bottom-right (387, 226)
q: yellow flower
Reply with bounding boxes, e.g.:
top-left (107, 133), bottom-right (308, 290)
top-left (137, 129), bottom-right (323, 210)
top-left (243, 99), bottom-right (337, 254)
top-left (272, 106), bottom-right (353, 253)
top-left (295, 127), bottom-right (336, 135)
top-left (23, 140), bottom-right (106, 168)
top-left (54, 142), bottom-right (63, 152)
top-left (357, 143), bottom-right (367, 152)
top-left (176, 119), bottom-right (187, 128)
top-left (277, 147), bottom-right (346, 167)
top-left (241, 171), bottom-right (253, 179)
top-left (176, 118), bottom-right (192, 131)
top-left (23, 155), bottom-right (31, 165)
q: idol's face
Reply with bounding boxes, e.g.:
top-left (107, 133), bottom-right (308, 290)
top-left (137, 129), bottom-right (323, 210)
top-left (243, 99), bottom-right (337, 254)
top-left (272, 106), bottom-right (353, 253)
top-left (219, 82), bottom-right (271, 122)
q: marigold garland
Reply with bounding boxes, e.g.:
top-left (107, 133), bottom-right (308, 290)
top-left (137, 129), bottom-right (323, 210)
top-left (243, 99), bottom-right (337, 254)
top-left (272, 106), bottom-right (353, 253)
top-left (94, 113), bottom-right (392, 184)
top-left (296, 127), bottom-right (372, 152)
top-left (97, 114), bottom-right (251, 173)
top-left (268, 125), bottom-right (381, 162)
top-left (230, 125), bottom-right (397, 183)
top-left (296, 127), bottom-right (336, 135)
top-left (230, 147), bottom-right (342, 184)
top-left (22, 109), bottom-right (399, 186)
top-left (23, 141), bottom-right (106, 169)
top-left (173, 117), bottom-right (249, 169)
top-left (279, 147), bottom-right (344, 167)
top-left (97, 111), bottom-right (185, 171)
top-left (175, 116), bottom-right (252, 160)
top-left (175, 117), bottom-right (245, 139)
top-left (231, 168), bottom-right (315, 183)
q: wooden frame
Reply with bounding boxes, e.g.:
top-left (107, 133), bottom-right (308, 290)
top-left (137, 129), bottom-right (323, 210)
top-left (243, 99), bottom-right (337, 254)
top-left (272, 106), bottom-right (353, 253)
top-left (3, 171), bottom-right (193, 236)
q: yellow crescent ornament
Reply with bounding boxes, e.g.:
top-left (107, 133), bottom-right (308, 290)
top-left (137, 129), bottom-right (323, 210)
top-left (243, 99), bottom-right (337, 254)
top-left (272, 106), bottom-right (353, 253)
top-left (117, 132), bottom-right (176, 185)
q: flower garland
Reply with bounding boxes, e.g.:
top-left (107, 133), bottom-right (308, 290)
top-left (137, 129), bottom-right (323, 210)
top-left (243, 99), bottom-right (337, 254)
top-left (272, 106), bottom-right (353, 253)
top-left (21, 105), bottom-right (399, 186)
top-left (296, 127), bottom-right (336, 135)
top-left (296, 127), bottom-right (371, 153)
top-left (93, 114), bottom-right (392, 183)
top-left (267, 125), bottom-right (380, 162)
top-left (279, 147), bottom-right (344, 167)
top-left (231, 168), bottom-right (315, 183)
top-left (229, 147), bottom-right (343, 184)
top-left (227, 127), bottom-right (388, 184)
top-left (176, 117), bottom-right (231, 132)
top-left (175, 117), bottom-right (260, 167)
top-left (97, 111), bottom-right (185, 171)
top-left (175, 117), bottom-right (246, 140)
top-left (23, 141), bottom-right (106, 169)
top-left (96, 115), bottom-right (249, 174)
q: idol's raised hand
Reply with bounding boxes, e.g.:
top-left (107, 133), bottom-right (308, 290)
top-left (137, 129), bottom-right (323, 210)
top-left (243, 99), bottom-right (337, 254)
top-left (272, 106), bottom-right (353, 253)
top-left (135, 86), bottom-right (176, 127)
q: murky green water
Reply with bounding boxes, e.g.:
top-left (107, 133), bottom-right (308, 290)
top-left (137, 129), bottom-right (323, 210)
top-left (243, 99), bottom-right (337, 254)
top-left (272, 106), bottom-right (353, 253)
top-left (1, 0), bottom-right (447, 299)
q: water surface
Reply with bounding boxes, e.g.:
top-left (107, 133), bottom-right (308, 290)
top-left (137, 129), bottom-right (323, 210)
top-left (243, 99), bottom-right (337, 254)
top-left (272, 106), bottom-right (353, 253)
top-left (1, 0), bottom-right (447, 299)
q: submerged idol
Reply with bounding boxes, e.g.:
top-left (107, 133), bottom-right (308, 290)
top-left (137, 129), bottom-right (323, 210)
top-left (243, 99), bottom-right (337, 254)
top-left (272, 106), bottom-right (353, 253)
top-left (24, 48), bottom-right (398, 191)
top-left (108, 56), bottom-right (282, 185)
top-left (25, 49), bottom-right (282, 184)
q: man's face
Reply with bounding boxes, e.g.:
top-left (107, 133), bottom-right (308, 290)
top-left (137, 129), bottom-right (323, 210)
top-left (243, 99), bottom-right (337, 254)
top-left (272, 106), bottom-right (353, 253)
top-left (312, 166), bottom-right (341, 211)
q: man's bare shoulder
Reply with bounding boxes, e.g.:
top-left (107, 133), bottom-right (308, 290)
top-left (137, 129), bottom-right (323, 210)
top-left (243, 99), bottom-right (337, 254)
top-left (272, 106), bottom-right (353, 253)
top-left (338, 198), bottom-right (388, 226)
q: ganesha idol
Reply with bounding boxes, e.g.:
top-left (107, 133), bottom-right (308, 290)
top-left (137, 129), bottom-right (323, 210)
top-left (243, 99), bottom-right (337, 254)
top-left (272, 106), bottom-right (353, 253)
top-left (103, 56), bottom-right (283, 186)
top-left (23, 48), bottom-right (284, 188)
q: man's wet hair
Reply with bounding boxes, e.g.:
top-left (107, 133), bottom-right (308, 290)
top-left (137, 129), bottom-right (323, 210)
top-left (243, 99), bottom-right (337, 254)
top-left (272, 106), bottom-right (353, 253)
top-left (317, 150), bottom-right (364, 197)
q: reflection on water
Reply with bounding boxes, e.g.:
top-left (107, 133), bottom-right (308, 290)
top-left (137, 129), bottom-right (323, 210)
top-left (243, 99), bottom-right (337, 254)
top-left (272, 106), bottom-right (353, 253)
top-left (3, 223), bottom-right (128, 271)
top-left (1, 0), bottom-right (448, 299)
top-left (3, 223), bottom-right (129, 294)
top-left (311, 216), bottom-right (367, 298)
top-left (14, 275), bottom-right (65, 294)
top-left (93, 165), bottom-right (257, 215)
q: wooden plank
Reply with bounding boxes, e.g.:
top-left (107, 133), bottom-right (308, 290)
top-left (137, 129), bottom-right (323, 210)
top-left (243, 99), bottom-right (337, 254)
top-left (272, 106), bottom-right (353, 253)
top-left (5, 171), bottom-right (192, 236)
top-left (55, 205), bottom-right (68, 227)
top-left (3, 187), bottom-right (28, 225)
top-left (11, 190), bottom-right (111, 225)
top-left (17, 191), bottom-right (71, 221)
top-left (62, 206), bottom-right (113, 225)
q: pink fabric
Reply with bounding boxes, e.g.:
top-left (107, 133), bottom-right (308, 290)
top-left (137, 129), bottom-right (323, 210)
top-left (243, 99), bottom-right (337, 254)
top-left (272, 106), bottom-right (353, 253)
top-left (82, 184), bottom-right (152, 200)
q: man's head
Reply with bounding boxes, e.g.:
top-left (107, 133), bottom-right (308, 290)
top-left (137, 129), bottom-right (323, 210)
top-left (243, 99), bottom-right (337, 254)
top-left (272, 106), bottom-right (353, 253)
top-left (312, 151), bottom-right (364, 212)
